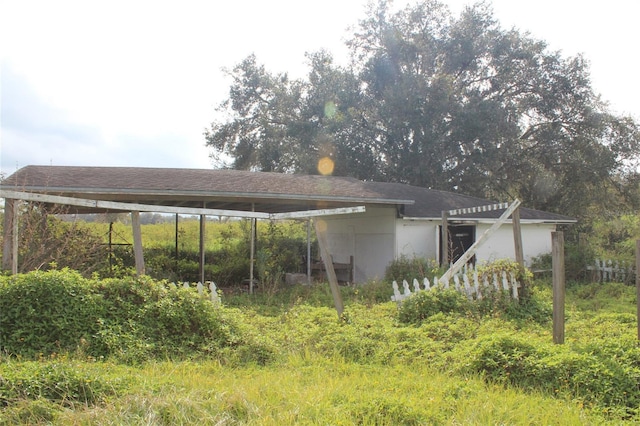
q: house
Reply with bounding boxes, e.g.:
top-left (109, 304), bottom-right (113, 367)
top-left (1, 165), bottom-right (575, 282)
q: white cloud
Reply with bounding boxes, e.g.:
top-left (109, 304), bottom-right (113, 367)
top-left (1, 0), bottom-right (638, 176)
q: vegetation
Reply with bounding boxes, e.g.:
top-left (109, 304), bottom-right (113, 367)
top-left (0, 210), bottom-right (314, 285)
top-left (205, 0), bottom-right (640, 225)
top-left (1, 268), bottom-right (639, 424)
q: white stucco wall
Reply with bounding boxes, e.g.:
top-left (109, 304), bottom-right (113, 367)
top-left (324, 210), bottom-right (558, 283)
top-left (396, 219), bottom-right (556, 266)
top-left (396, 221), bottom-right (438, 260)
top-left (323, 206), bottom-right (396, 282)
top-left (474, 222), bottom-right (556, 265)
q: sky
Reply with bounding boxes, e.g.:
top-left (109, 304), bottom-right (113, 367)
top-left (1, 0), bottom-right (638, 177)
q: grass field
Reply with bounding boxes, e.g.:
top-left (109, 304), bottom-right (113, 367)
top-left (1, 273), bottom-right (639, 425)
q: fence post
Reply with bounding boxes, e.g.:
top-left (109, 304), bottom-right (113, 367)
top-left (552, 231), bottom-right (565, 344)
top-left (636, 239), bottom-right (640, 342)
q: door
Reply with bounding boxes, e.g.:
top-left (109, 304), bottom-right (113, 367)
top-left (440, 225), bottom-right (475, 265)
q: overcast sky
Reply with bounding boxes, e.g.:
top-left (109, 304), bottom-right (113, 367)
top-left (1, 0), bottom-right (638, 176)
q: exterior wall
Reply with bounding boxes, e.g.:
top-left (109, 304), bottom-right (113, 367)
top-left (396, 220), bottom-right (438, 260)
top-left (396, 219), bottom-right (557, 266)
top-left (325, 211), bottom-right (558, 283)
top-left (323, 206), bottom-right (396, 282)
top-left (474, 222), bottom-right (556, 265)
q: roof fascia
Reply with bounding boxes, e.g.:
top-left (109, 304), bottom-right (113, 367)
top-left (0, 185), bottom-right (414, 206)
top-left (400, 216), bottom-right (577, 225)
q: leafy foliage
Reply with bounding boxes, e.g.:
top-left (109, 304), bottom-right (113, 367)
top-left (2, 268), bottom-right (640, 422)
top-left (0, 269), bottom-right (104, 357)
top-left (384, 255), bottom-right (443, 282)
top-left (398, 288), bottom-right (470, 323)
top-left (0, 270), bottom-right (271, 365)
top-left (14, 204), bottom-right (107, 275)
top-left (205, 0), bottom-right (640, 223)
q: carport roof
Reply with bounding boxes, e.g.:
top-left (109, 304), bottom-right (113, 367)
top-left (1, 165), bottom-right (575, 223)
top-left (1, 165), bottom-right (410, 214)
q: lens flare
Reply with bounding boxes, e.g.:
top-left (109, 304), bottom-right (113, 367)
top-left (315, 219), bottom-right (328, 233)
top-left (317, 156), bottom-right (335, 176)
top-left (324, 101), bottom-right (337, 118)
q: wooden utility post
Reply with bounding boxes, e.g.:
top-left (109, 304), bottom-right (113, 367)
top-left (512, 206), bottom-right (524, 268)
top-left (314, 218), bottom-right (344, 316)
top-left (636, 239), bottom-right (640, 342)
top-left (131, 211), bottom-right (145, 276)
top-left (552, 231), bottom-right (565, 344)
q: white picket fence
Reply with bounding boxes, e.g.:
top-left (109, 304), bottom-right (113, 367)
top-left (391, 267), bottom-right (520, 303)
top-left (169, 281), bottom-right (222, 304)
top-left (587, 259), bottom-right (636, 284)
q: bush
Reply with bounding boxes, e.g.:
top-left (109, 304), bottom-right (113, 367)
top-left (398, 289), bottom-right (470, 324)
top-left (138, 288), bottom-right (238, 357)
top-left (385, 256), bottom-right (442, 283)
top-left (457, 331), bottom-right (640, 416)
top-left (0, 270), bottom-right (274, 365)
top-left (0, 269), bottom-right (104, 358)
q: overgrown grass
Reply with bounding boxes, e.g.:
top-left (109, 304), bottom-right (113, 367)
top-left (2, 357), bottom-right (604, 425)
top-left (1, 270), bottom-right (639, 424)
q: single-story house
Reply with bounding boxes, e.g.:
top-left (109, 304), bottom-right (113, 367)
top-left (1, 165), bottom-right (575, 282)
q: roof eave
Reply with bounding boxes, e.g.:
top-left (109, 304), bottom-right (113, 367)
top-left (0, 184), bottom-right (415, 206)
top-left (401, 216), bottom-right (577, 225)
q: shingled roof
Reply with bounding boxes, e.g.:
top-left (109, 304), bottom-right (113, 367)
top-left (1, 165), bottom-right (574, 222)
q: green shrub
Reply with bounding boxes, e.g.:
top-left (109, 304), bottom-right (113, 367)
top-left (0, 270), bottom-right (273, 364)
top-left (138, 287), bottom-right (237, 356)
top-left (460, 333), bottom-right (546, 384)
top-left (457, 331), bottom-right (640, 416)
top-left (398, 288), bottom-right (470, 324)
top-left (385, 256), bottom-right (442, 282)
top-left (0, 269), bottom-right (104, 358)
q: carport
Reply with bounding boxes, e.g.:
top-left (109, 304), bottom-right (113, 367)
top-left (1, 165), bottom-right (413, 314)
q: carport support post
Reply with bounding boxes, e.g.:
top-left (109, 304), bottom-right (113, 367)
top-left (2, 198), bottom-right (19, 274)
top-left (313, 218), bottom-right (344, 316)
top-left (131, 211), bottom-right (145, 276)
top-left (199, 213), bottom-right (206, 284)
top-left (552, 231), bottom-right (565, 344)
top-left (441, 210), bottom-right (449, 266)
top-left (249, 215), bottom-right (256, 294)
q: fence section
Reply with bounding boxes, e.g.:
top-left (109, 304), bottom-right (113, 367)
top-left (587, 259), bottom-right (636, 284)
top-left (391, 266), bottom-right (520, 303)
top-left (169, 281), bottom-right (222, 304)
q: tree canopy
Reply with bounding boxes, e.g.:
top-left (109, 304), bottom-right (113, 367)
top-left (205, 0), bottom-right (640, 221)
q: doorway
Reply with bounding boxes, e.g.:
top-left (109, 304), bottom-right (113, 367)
top-left (440, 225), bottom-right (476, 265)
